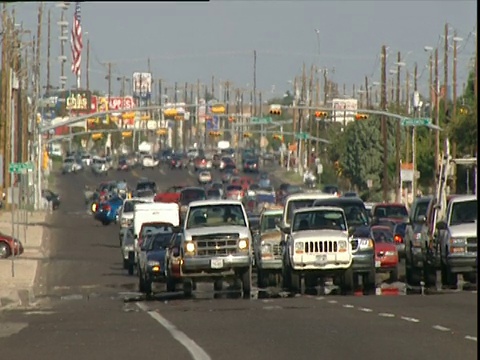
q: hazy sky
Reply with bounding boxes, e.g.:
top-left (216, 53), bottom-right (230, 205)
top-left (8, 1), bottom-right (478, 100)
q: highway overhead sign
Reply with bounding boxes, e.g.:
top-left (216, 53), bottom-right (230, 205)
top-left (401, 118), bottom-right (432, 127)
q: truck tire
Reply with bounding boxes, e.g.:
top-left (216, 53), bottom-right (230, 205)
top-left (257, 269), bottom-right (268, 289)
top-left (441, 261), bottom-right (457, 289)
top-left (241, 270), bottom-right (252, 298)
top-left (304, 274), bottom-right (317, 294)
top-left (390, 266), bottom-right (399, 282)
top-left (144, 279), bottom-right (152, 296)
top-left (340, 267), bottom-right (354, 295)
top-left (213, 279), bottom-right (223, 292)
top-left (363, 268), bottom-right (377, 295)
top-left (423, 264), bottom-right (437, 288)
top-left (286, 268), bottom-right (301, 295)
top-left (138, 272), bottom-right (145, 293)
top-left (183, 279), bottom-right (193, 298)
top-left (127, 263), bottom-right (134, 276)
top-left (405, 267), bottom-right (422, 286)
top-left (166, 278), bottom-right (176, 292)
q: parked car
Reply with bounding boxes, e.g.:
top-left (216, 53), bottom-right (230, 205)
top-left (117, 158), bottom-right (129, 171)
top-left (142, 155), bottom-right (159, 169)
top-left (62, 156), bottom-right (82, 174)
top-left (0, 232), bottom-right (23, 259)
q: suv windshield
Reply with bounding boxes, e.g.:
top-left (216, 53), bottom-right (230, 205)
top-left (186, 204), bottom-right (246, 229)
top-left (286, 199), bottom-right (316, 223)
top-left (141, 224), bottom-right (173, 238)
top-left (450, 199), bottom-right (477, 225)
top-left (374, 205), bottom-right (408, 218)
top-left (292, 209), bottom-right (346, 232)
top-left (145, 233), bottom-right (173, 251)
top-left (314, 200), bottom-right (369, 227)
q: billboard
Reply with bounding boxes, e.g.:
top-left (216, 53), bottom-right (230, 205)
top-left (132, 72), bottom-right (152, 99)
top-left (108, 96), bottom-right (135, 111)
top-left (331, 98), bottom-right (358, 124)
top-left (64, 89), bottom-right (92, 113)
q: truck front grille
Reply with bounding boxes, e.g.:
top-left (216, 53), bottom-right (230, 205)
top-left (192, 233), bottom-right (239, 256)
top-left (272, 243), bottom-right (282, 256)
top-left (303, 240), bottom-right (338, 254)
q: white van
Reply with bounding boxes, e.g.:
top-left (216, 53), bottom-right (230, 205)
top-left (132, 202), bottom-right (180, 265)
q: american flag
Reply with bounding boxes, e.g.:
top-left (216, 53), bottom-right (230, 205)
top-left (70, 2), bottom-right (83, 77)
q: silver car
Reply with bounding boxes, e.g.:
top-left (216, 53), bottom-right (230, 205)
top-left (120, 228), bottom-right (135, 275)
top-left (91, 157), bottom-right (108, 176)
top-left (62, 157), bottom-right (82, 174)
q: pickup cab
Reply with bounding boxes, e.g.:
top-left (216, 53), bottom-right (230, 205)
top-left (436, 195), bottom-right (477, 288)
top-left (281, 206), bottom-right (354, 295)
top-left (174, 199), bottom-right (253, 298)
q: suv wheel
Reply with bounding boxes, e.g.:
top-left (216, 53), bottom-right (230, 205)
top-left (363, 267), bottom-right (377, 295)
top-left (138, 271), bottom-right (145, 292)
top-left (241, 270), bottom-right (251, 298)
top-left (166, 278), bottom-right (176, 292)
top-left (340, 267), bottom-right (354, 295)
top-left (183, 278), bottom-right (193, 298)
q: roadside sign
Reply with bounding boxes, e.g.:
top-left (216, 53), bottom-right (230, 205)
top-left (295, 132), bottom-right (309, 140)
top-left (250, 116), bottom-right (272, 124)
top-left (401, 118), bottom-right (432, 127)
top-left (9, 162), bottom-right (34, 173)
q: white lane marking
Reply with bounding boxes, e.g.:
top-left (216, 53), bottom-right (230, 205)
top-left (400, 316), bottom-right (420, 323)
top-left (342, 304), bottom-right (354, 309)
top-left (432, 325), bottom-right (451, 332)
top-left (262, 299), bottom-right (273, 303)
top-left (316, 297), bottom-right (325, 300)
top-left (188, 170), bottom-right (194, 176)
top-left (358, 307), bottom-right (373, 313)
top-left (472, 290), bottom-right (477, 294)
top-left (465, 336), bottom-right (477, 342)
top-left (328, 300), bottom-right (337, 304)
top-left (263, 305), bottom-right (283, 310)
top-left (378, 313), bottom-right (395, 318)
top-left (137, 303), bottom-right (211, 360)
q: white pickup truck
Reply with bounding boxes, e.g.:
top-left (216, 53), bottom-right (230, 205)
top-left (175, 199), bottom-right (253, 298)
top-left (436, 194), bottom-right (477, 288)
top-left (281, 206), bottom-right (354, 295)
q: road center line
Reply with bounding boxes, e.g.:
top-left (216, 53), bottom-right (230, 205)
top-left (328, 300), bottom-right (337, 304)
top-left (465, 336), bottom-right (477, 342)
top-left (400, 316), bottom-right (420, 323)
top-left (432, 325), bottom-right (451, 332)
top-left (342, 304), bottom-right (354, 308)
top-left (137, 303), bottom-right (211, 360)
top-left (316, 297), bottom-right (325, 300)
top-left (358, 307), bottom-right (373, 313)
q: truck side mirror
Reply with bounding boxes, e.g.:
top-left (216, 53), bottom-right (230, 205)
top-left (416, 215), bottom-right (426, 224)
top-left (134, 234), bottom-right (138, 239)
top-left (348, 226), bottom-right (356, 237)
top-left (281, 226), bottom-right (291, 235)
top-left (436, 221), bottom-right (447, 231)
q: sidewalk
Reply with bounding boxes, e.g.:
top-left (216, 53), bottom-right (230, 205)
top-left (0, 210), bottom-right (49, 310)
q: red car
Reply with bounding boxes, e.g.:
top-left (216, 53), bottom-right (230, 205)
top-left (154, 185), bottom-right (184, 203)
top-left (0, 232), bottom-right (24, 259)
top-left (372, 225), bottom-right (399, 281)
top-left (225, 184), bottom-right (244, 200)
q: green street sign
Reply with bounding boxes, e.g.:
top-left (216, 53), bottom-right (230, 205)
top-left (250, 116), bottom-right (272, 124)
top-left (9, 162), bottom-right (34, 173)
top-left (295, 132), bottom-right (309, 140)
top-left (401, 118), bottom-right (432, 127)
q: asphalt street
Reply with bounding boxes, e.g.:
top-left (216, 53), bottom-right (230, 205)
top-left (0, 163), bottom-right (477, 360)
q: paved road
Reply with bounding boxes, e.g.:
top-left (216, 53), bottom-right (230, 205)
top-left (0, 164), bottom-right (476, 360)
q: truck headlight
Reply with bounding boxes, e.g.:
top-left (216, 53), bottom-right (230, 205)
top-left (186, 242), bottom-right (195, 253)
top-left (294, 241), bottom-right (304, 254)
top-left (450, 237), bottom-right (466, 246)
top-left (238, 239), bottom-right (249, 250)
top-left (261, 242), bottom-right (272, 255)
top-left (338, 240), bottom-right (347, 252)
top-left (359, 239), bottom-right (374, 249)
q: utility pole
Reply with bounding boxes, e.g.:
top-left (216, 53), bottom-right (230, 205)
top-left (253, 50), bottom-right (257, 116)
top-left (85, 38), bottom-right (90, 92)
top-left (365, 76), bottom-right (369, 108)
top-left (307, 64), bottom-right (314, 167)
top-left (173, 81), bottom-right (178, 150)
top-left (434, 48), bottom-right (440, 187)
top-left (451, 32), bottom-right (459, 192)
top-left (323, 69), bottom-right (328, 106)
top-left (396, 51), bottom-right (401, 109)
top-left (107, 62), bottom-right (112, 113)
top-left (59, 8), bottom-right (67, 90)
top-left (444, 23), bottom-right (449, 102)
top-left (34, 3), bottom-right (43, 210)
top-left (1, 6), bottom-right (10, 196)
top-left (183, 82), bottom-right (188, 152)
top-left (381, 45), bottom-right (389, 202)
top-left (395, 51), bottom-right (402, 202)
top-left (405, 69), bottom-right (410, 161)
top-left (46, 9), bottom-right (51, 95)
top-left (211, 75), bottom-right (214, 99)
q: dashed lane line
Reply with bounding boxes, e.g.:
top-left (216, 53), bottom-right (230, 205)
top-left (378, 313), bottom-right (395, 318)
top-left (328, 300), bottom-right (337, 304)
top-left (400, 316), bottom-right (420, 323)
top-left (358, 307), bottom-right (373, 313)
top-left (432, 325), bottom-right (451, 332)
top-left (136, 303), bottom-right (211, 360)
top-left (465, 336), bottom-right (477, 342)
top-left (342, 304), bottom-right (354, 308)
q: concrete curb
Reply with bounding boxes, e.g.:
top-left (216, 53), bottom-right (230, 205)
top-left (0, 212), bottom-right (50, 311)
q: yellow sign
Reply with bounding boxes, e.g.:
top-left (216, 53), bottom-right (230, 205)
top-left (122, 131), bottom-right (133, 138)
top-left (157, 128), bottom-right (167, 136)
top-left (91, 133), bottom-right (103, 140)
top-left (211, 104), bottom-right (225, 114)
top-left (140, 114), bottom-right (151, 121)
top-left (122, 112), bottom-right (135, 119)
top-left (164, 108), bottom-right (177, 117)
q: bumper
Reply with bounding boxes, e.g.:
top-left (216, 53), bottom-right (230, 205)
top-left (351, 251), bottom-right (375, 273)
top-left (291, 253), bottom-right (352, 271)
top-left (258, 258), bottom-right (283, 271)
top-left (182, 255), bottom-right (251, 279)
top-left (447, 255), bottom-right (477, 273)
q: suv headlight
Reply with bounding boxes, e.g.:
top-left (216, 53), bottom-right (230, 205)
top-left (260, 242), bottom-right (272, 255)
top-left (124, 245), bottom-right (134, 252)
top-left (238, 238), bottom-right (249, 250)
top-left (294, 241), bottom-right (304, 254)
top-left (186, 242), bottom-right (195, 253)
top-left (359, 239), bottom-right (374, 249)
top-left (338, 240), bottom-right (347, 252)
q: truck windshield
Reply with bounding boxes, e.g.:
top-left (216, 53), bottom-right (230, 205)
top-left (186, 204), bottom-right (246, 229)
top-left (450, 200), bottom-right (477, 225)
top-left (292, 209), bottom-right (346, 232)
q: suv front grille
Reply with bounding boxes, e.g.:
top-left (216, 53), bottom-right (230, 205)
top-left (272, 243), bottom-right (282, 256)
top-left (303, 240), bottom-right (338, 254)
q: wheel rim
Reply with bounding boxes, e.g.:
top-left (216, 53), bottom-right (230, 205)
top-left (0, 243), bottom-right (9, 257)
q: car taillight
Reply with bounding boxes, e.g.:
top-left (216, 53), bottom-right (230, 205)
top-left (202, 159), bottom-right (205, 163)
top-left (394, 235), bottom-right (403, 244)
top-left (103, 204), bottom-right (111, 211)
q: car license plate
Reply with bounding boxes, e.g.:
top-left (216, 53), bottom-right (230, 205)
top-left (375, 260), bottom-right (381, 268)
top-left (211, 258), bottom-right (223, 269)
top-left (315, 255), bottom-right (327, 265)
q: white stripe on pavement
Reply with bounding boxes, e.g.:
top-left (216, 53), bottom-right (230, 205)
top-left (400, 316), bottom-right (420, 323)
top-left (465, 336), bottom-right (477, 342)
top-left (137, 303), bottom-right (211, 360)
top-left (432, 325), bottom-right (451, 332)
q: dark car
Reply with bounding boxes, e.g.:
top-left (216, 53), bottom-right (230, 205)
top-left (243, 158), bottom-right (259, 173)
top-left (206, 188), bottom-right (222, 200)
top-left (117, 159), bottom-right (129, 171)
top-left (42, 189), bottom-right (60, 210)
top-left (170, 154), bottom-right (187, 170)
top-left (138, 229), bottom-right (174, 295)
top-left (136, 179), bottom-right (157, 194)
top-left (323, 185), bottom-right (340, 195)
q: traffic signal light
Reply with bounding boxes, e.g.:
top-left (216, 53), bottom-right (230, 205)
top-left (459, 107), bottom-right (468, 115)
top-left (243, 132), bottom-right (252, 138)
top-left (272, 134), bottom-right (283, 141)
top-left (315, 111), bottom-right (328, 118)
top-left (156, 128), bottom-right (167, 136)
top-left (209, 131), bottom-right (221, 137)
top-left (355, 113), bottom-right (369, 120)
top-left (269, 104), bottom-right (282, 115)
